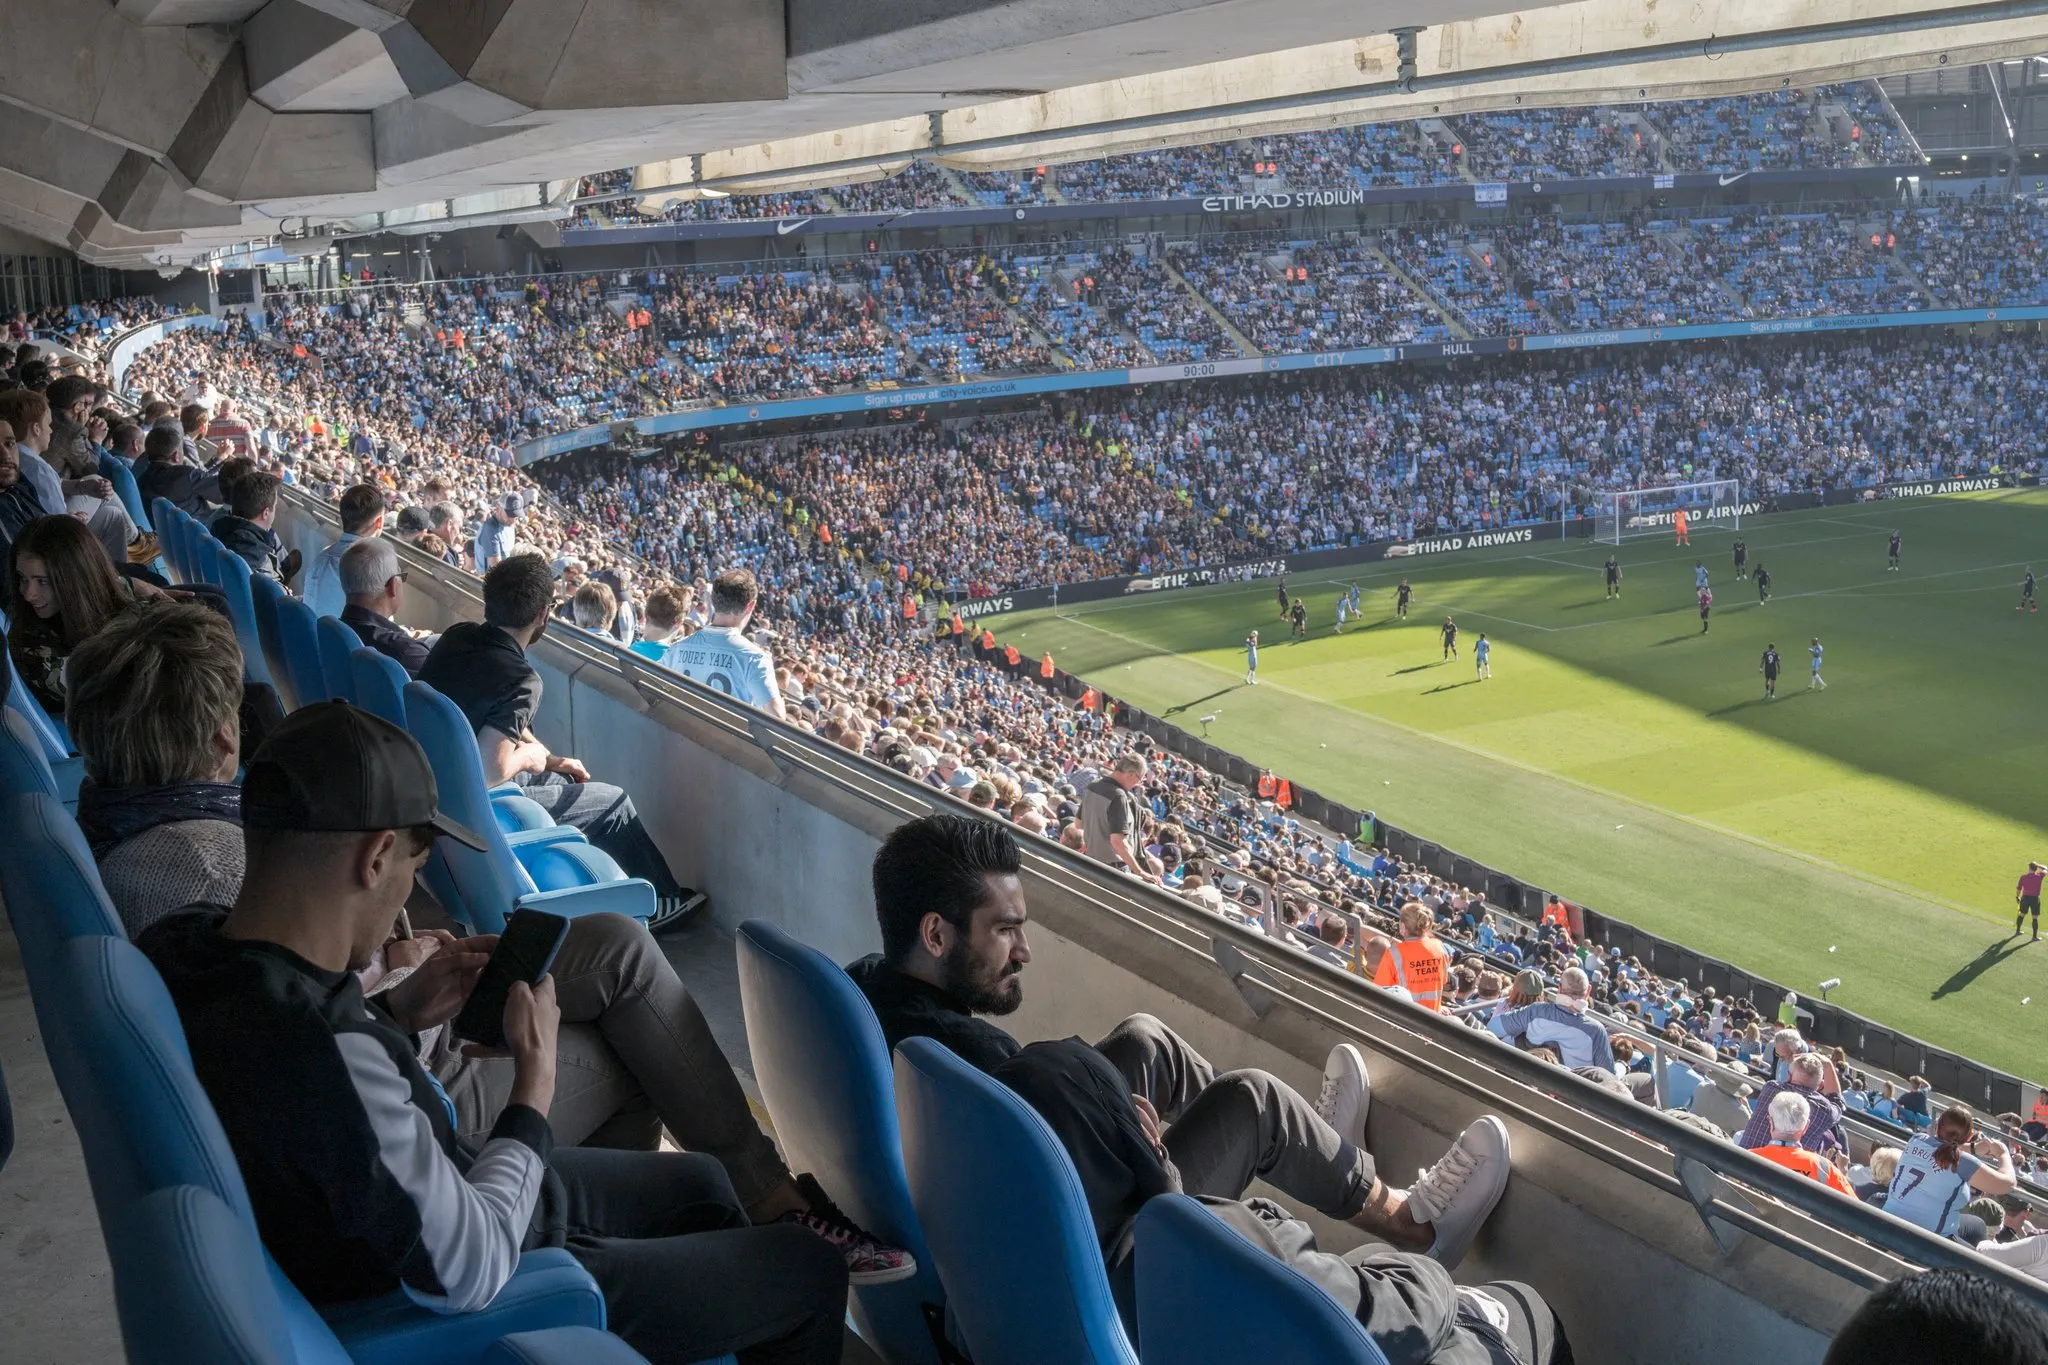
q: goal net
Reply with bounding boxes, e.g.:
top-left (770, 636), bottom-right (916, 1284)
top-left (1594, 479), bottom-right (1743, 545)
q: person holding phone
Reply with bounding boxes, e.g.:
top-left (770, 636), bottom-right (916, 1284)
top-left (141, 703), bottom-right (852, 1364)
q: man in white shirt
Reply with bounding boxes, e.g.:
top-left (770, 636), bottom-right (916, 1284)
top-left (660, 568), bottom-right (786, 720)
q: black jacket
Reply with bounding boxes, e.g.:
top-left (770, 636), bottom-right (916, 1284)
top-left (138, 909), bottom-right (563, 1309)
top-left (844, 954), bottom-right (1022, 1073)
top-left (138, 459), bottom-right (218, 518)
top-left (343, 602), bottom-right (430, 675)
top-left (211, 514), bottom-right (287, 580)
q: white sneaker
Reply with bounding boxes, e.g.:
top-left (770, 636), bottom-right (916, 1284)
top-left (1403, 1116), bottom-right (1510, 1271)
top-left (1313, 1043), bottom-right (1370, 1147)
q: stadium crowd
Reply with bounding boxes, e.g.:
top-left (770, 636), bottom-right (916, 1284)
top-left (13, 194), bottom-right (2048, 1356)
top-left (562, 82), bottom-right (1917, 228)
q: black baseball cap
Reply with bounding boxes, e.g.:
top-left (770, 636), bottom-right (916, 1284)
top-left (242, 701), bottom-right (486, 850)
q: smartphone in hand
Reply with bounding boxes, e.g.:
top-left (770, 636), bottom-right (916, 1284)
top-left (452, 909), bottom-right (571, 1050)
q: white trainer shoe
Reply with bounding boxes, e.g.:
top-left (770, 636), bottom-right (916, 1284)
top-left (1403, 1116), bottom-right (1511, 1271)
top-left (1313, 1043), bottom-right (1370, 1148)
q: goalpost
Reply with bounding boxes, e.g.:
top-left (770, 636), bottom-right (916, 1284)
top-left (1594, 479), bottom-right (1744, 545)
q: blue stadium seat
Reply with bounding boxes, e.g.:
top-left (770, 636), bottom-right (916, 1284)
top-left (0, 706), bottom-right (81, 806)
top-left (402, 681), bottom-right (653, 933)
top-left (483, 1327), bottom-right (715, 1365)
top-left (316, 614), bottom-right (361, 705)
top-left (276, 595), bottom-right (330, 708)
top-left (210, 547), bottom-right (276, 691)
top-left (107, 1184), bottom-right (309, 1365)
top-left (101, 450), bottom-right (150, 534)
top-left (251, 572), bottom-right (297, 709)
top-left (0, 793), bottom-right (125, 1010)
top-left (150, 499), bottom-right (180, 579)
top-left (736, 920), bottom-right (943, 1365)
top-left (892, 1036), bottom-right (1138, 1365)
top-left (40, 931), bottom-right (608, 1364)
top-left (346, 650), bottom-right (551, 835)
top-left (1133, 1194), bottom-right (1392, 1365)
top-left (350, 645), bottom-right (410, 727)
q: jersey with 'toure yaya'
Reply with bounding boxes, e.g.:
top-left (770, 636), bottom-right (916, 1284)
top-left (660, 625), bottom-right (778, 711)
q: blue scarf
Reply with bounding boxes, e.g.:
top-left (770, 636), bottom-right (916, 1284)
top-left (75, 781), bottom-right (242, 860)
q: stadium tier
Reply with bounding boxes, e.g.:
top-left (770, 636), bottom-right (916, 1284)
top-left (11, 73), bottom-right (2048, 1365)
top-left (569, 82), bottom-right (1920, 227)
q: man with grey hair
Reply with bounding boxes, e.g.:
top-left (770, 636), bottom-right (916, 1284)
top-left (1770, 1027), bottom-right (1804, 1082)
top-left (1739, 1050), bottom-right (1849, 1156)
top-left (429, 501), bottom-right (465, 567)
top-left (1081, 751), bottom-right (1148, 875)
top-left (1748, 1091), bottom-right (1854, 1193)
top-left (339, 537), bottom-right (428, 674)
top-left (1488, 967), bottom-right (1614, 1071)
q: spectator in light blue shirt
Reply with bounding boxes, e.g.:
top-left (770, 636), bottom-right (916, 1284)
top-left (630, 585), bottom-right (688, 661)
top-left (303, 483), bottom-right (384, 619)
top-left (1490, 967), bottom-right (1614, 1071)
top-left (660, 568), bottom-right (785, 720)
top-left (474, 492), bottom-right (523, 571)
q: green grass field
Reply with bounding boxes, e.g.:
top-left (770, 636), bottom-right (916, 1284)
top-left (996, 489), bottom-right (2048, 1080)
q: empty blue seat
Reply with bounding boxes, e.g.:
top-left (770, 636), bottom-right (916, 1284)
top-left (403, 681), bottom-right (652, 933)
top-left (210, 547), bottom-right (276, 690)
top-left (350, 645), bottom-right (410, 726)
top-left (276, 595), bottom-right (329, 708)
top-left (893, 1036), bottom-right (1138, 1365)
top-left (316, 614), bottom-right (361, 705)
top-left (0, 793), bottom-right (125, 1012)
top-left (251, 572), bottom-right (297, 708)
top-left (0, 705), bottom-right (82, 805)
top-left (737, 921), bottom-right (942, 1364)
top-left (1133, 1194), bottom-right (1392, 1365)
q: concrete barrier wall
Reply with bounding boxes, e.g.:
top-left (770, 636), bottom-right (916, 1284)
top-left (282, 492), bottom-right (2011, 1365)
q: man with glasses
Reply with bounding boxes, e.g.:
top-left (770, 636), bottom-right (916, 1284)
top-left (340, 537), bottom-right (429, 674)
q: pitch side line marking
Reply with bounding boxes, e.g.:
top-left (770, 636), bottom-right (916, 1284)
top-left (1047, 597), bottom-right (2013, 929)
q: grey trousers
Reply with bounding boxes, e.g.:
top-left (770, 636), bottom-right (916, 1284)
top-left (1094, 1013), bottom-right (1375, 1220)
top-left (435, 913), bottom-right (791, 1213)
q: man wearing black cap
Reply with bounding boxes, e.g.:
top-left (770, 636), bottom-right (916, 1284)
top-left (140, 703), bottom-right (849, 1365)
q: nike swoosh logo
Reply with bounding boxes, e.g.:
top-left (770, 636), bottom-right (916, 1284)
top-left (776, 219), bottom-right (805, 235)
top-left (1717, 172), bottom-right (1749, 186)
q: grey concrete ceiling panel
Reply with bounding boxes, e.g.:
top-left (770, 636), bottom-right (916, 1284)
top-left (85, 8), bottom-right (242, 154)
top-left (0, 105), bottom-right (131, 201)
top-left (398, 0), bottom-right (785, 113)
top-left (241, 111), bottom-right (376, 196)
top-left (244, 0), bottom-right (397, 110)
top-left (115, 0), bottom-right (269, 24)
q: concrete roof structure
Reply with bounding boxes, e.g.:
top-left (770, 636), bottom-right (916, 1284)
top-left (8, 0), bottom-right (2048, 268)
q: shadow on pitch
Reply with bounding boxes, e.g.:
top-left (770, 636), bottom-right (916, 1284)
top-left (1425, 680), bottom-right (1481, 694)
top-left (1163, 686), bottom-right (1242, 717)
top-left (1651, 633), bottom-right (1699, 647)
top-left (1390, 661), bottom-right (1444, 675)
top-left (1932, 936), bottom-right (2033, 1000)
top-left (1704, 695), bottom-right (1776, 717)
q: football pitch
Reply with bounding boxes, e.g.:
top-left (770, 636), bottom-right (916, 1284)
top-left (995, 489), bottom-right (2048, 1082)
